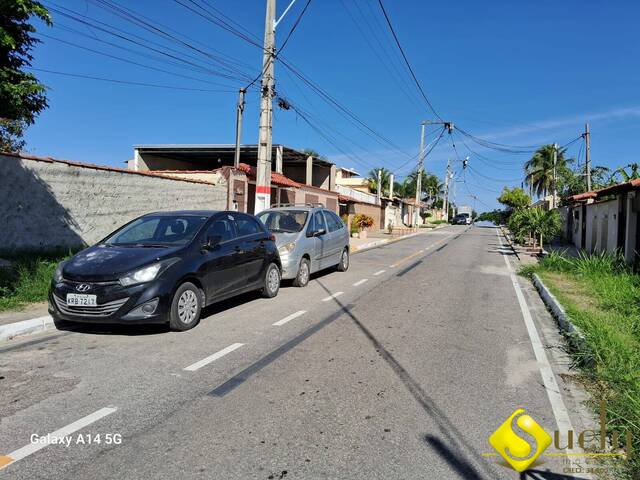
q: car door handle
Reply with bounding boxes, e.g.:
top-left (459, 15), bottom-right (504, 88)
top-left (234, 246), bottom-right (244, 254)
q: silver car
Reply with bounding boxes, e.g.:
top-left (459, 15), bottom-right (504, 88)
top-left (257, 205), bottom-right (350, 287)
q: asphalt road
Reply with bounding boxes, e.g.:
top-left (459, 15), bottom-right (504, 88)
top-left (0, 225), bottom-right (591, 479)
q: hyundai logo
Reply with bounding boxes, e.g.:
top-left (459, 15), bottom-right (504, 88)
top-left (76, 284), bottom-right (91, 292)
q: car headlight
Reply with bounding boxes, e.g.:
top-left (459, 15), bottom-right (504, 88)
top-left (53, 261), bottom-right (67, 283)
top-left (119, 263), bottom-right (162, 287)
top-left (278, 242), bottom-right (296, 255)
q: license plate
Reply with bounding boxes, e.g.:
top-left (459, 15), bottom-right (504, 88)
top-left (66, 293), bottom-right (97, 307)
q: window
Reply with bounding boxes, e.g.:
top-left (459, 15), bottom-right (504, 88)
top-left (324, 211), bottom-right (344, 232)
top-left (257, 210), bottom-right (308, 233)
top-left (205, 217), bottom-right (236, 243)
top-left (104, 215), bottom-right (208, 246)
top-left (236, 215), bottom-right (262, 237)
top-left (313, 211), bottom-right (326, 232)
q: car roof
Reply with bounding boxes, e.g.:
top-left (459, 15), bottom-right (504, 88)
top-left (261, 206), bottom-right (324, 212)
top-left (144, 210), bottom-right (220, 217)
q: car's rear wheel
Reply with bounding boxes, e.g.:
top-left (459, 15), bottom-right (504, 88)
top-left (337, 248), bottom-right (349, 272)
top-left (261, 262), bottom-right (281, 298)
top-left (292, 258), bottom-right (310, 287)
top-left (169, 282), bottom-right (202, 331)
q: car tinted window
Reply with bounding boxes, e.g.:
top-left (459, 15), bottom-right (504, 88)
top-left (104, 215), bottom-right (208, 246)
top-left (324, 211), bottom-right (344, 232)
top-left (206, 217), bottom-right (236, 243)
top-left (236, 215), bottom-right (262, 237)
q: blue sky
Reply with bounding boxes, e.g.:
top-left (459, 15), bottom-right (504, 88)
top-left (25, 0), bottom-right (640, 211)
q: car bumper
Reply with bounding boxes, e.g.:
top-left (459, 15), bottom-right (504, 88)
top-left (279, 254), bottom-right (302, 280)
top-left (48, 279), bottom-right (172, 325)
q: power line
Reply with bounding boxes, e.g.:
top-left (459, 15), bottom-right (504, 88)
top-left (375, 0), bottom-right (442, 120)
top-left (29, 67), bottom-right (234, 91)
top-left (36, 33), bottom-right (240, 88)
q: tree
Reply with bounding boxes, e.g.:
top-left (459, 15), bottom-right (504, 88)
top-left (524, 145), bottom-right (572, 198)
top-left (1, 0), bottom-right (51, 152)
top-left (402, 169), bottom-right (442, 201)
top-left (366, 167), bottom-right (392, 196)
top-left (508, 207), bottom-right (560, 250)
top-left (497, 187), bottom-right (530, 211)
top-left (611, 163), bottom-right (640, 182)
top-left (301, 148), bottom-right (327, 160)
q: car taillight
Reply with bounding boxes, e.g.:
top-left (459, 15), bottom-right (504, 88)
top-left (269, 234), bottom-right (276, 242)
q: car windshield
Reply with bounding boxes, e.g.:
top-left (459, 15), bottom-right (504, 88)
top-left (258, 210), bottom-right (308, 233)
top-left (103, 215), bottom-right (209, 247)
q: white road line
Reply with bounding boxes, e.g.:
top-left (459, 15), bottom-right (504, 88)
top-left (273, 310), bottom-right (306, 326)
top-left (374, 269), bottom-right (386, 276)
top-left (496, 229), bottom-right (574, 434)
top-left (0, 407), bottom-right (117, 470)
top-left (322, 292), bottom-right (344, 302)
top-left (183, 343), bottom-right (244, 371)
top-left (352, 279), bottom-right (368, 287)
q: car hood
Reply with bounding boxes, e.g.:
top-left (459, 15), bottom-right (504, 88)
top-left (63, 244), bottom-right (183, 281)
top-left (271, 232), bottom-right (301, 248)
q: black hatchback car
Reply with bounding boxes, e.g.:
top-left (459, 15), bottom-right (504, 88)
top-left (49, 211), bottom-right (282, 331)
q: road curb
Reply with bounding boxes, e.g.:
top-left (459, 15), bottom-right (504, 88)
top-left (0, 315), bottom-right (54, 342)
top-left (531, 273), bottom-right (589, 354)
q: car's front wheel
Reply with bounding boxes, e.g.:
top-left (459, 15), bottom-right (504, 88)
top-left (337, 248), bottom-right (349, 272)
top-left (261, 262), bottom-right (281, 298)
top-left (292, 257), bottom-right (310, 287)
top-left (169, 282), bottom-right (203, 331)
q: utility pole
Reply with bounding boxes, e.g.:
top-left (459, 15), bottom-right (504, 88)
top-left (233, 88), bottom-right (246, 167)
top-left (552, 143), bottom-right (558, 209)
top-left (414, 122), bottom-right (426, 226)
top-left (254, 0), bottom-right (277, 213)
top-left (443, 159), bottom-right (452, 221)
top-left (584, 123), bottom-right (592, 191)
top-left (376, 169), bottom-right (382, 205)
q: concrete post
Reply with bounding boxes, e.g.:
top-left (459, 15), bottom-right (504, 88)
top-left (306, 155), bottom-right (313, 186)
top-left (275, 145), bottom-right (283, 174)
top-left (625, 192), bottom-right (637, 263)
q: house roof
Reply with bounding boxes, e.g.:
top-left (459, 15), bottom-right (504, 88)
top-left (568, 178), bottom-right (640, 202)
top-left (236, 163), bottom-right (300, 188)
top-left (133, 144), bottom-right (334, 168)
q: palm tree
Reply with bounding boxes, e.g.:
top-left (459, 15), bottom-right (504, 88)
top-left (366, 168), bottom-right (392, 196)
top-left (611, 163), bottom-right (640, 182)
top-left (524, 145), bottom-right (571, 198)
top-left (404, 170), bottom-right (443, 201)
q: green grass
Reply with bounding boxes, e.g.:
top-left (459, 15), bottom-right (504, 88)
top-left (525, 251), bottom-right (640, 478)
top-left (0, 250), bottom-right (74, 312)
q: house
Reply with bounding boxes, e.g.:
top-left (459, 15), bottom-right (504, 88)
top-left (563, 179), bottom-right (640, 264)
top-left (128, 144), bottom-right (339, 213)
top-left (335, 167), bottom-right (370, 193)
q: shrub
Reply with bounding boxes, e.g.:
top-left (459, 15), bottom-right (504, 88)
top-left (352, 213), bottom-right (374, 231)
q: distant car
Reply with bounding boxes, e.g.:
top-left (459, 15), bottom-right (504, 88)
top-left (49, 211), bottom-right (281, 331)
top-left (453, 213), bottom-right (472, 225)
top-left (257, 205), bottom-right (350, 287)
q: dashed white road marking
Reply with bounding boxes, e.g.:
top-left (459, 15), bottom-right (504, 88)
top-left (496, 229), bottom-right (574, 434)
top-left (322, 292), bottom-right (344, 302)
top-left (373, 270), bottom-right (386, 276)
top-left (273, 310), bottom-right (306, 326)
top-left (352, 279), bottom-right (368, 287)
top-left (0, 407), bottom-right (117, 470)
top-left (183, 343), bottom-right (244, 371)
